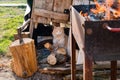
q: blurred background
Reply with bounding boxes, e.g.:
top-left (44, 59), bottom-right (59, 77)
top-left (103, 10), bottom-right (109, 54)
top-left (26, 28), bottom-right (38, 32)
top-left (0, 0), bottom-right (26, 56)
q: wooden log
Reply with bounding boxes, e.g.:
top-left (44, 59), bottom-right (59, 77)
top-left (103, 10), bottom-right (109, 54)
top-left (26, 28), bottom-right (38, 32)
top-left (47, 48), bottom-right (67, 65)
top-left (56, 47), bottom-right (66, 55)
top-left (9, 38), bottom-right (37, 78)
top-left (47, 53), bottom-right (57, 65)
top-left (44, 42), bottom-right (53, 51)
top-left (56, 53), bottom-right (66, 64)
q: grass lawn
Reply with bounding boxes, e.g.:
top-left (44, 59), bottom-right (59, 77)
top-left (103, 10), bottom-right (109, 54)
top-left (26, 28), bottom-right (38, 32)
top-left (0, 0), bottom-right (26, 4)
top-left (0, 6), bottom-right (26, 55)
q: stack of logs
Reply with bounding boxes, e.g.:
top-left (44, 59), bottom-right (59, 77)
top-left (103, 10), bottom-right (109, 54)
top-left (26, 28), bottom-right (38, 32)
top-left (44, 42), bottom-right (67, 65)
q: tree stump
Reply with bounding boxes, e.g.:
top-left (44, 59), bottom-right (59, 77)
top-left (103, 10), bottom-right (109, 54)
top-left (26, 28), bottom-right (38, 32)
top-left (9, 38), bottom-right (37, 78)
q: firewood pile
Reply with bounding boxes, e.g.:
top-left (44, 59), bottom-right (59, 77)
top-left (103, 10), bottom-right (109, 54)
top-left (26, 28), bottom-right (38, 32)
top-left (38, 27), bottom-right (67, 65)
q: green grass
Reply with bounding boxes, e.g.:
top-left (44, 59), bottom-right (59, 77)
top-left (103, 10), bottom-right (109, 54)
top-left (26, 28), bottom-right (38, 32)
top-left (0, 0), bottom-right (26, 4)
top-left (0, 7), bottom-right (25, 55)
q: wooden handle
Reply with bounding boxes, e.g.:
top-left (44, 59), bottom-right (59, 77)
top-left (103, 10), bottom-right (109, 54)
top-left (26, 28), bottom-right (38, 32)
top-left (17, 27), bottom-right (24, 44)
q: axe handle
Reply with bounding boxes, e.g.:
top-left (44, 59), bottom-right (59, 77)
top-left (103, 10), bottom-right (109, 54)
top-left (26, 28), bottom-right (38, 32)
top-left (17, 27), bottom-right (24, 44)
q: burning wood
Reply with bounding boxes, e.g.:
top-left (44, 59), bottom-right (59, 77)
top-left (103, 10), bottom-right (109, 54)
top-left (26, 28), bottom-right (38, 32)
top-left (90, 0), bottom-right (106, 14)
top-left (80, 0), bottom-right (120, 21)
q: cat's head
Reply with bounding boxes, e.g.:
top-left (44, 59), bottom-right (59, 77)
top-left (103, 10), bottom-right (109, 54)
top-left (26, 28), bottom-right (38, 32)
top-left (52, 27), bottom-right (64, 36)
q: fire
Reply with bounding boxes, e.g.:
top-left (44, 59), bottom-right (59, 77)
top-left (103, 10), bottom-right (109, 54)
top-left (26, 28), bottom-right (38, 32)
top-left (90, 0), bottom-right (106, 14)
top-left (90, 0), bottom-right (120, 20)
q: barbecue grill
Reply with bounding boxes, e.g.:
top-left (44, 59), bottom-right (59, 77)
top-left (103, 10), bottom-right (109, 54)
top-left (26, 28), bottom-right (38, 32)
top-left (73, 3), bottom-right (120, 61)
top-left (70, 2), bottom-right (120, 80)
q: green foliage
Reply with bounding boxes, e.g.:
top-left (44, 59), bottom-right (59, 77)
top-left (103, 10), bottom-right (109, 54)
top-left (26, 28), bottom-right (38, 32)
top-left (0, 0), bottom-right (26, 4)
top-left (0, 7), bottom-right (25, 55)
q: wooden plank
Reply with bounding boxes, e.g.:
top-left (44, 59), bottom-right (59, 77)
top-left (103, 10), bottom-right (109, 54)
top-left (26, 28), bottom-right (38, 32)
top-left (111, 61), bottom-right (117, 80)
top-left (14, 32), bottom-right (30, 40)
top-left (52, 19), bottom-right (68, 23)
top-left (34, 0), bottom-right (54, 11)
top-left (54, 0), bottom-right (72, 13)
top-left (33, 16), bottom-right (68, 24)
top-left (33, 16), bottom-right (49, 24)
top-left (39, 64), bottom-right (83, 75)
top-left (34, 9), bottom-right (69, 21)
top-left (64, 70), bottom-right (120, 80)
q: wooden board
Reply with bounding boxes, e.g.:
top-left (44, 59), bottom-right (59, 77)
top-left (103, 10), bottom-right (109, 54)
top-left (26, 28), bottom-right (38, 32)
top-left (34, 0), bottom-right (54, 11)
top-left (54, 0), bottom-right (72, 13)
top-left (33, 16), bottom-right (49, 24)
top-left (39, 64), bottom-right (83, 74)
top-left (14, 32), bottom-right (30, 40)
top-left (34, 9), bottom-right (69, 23)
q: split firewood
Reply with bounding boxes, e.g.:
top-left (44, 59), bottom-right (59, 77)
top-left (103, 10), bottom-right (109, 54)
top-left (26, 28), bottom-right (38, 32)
top-left (56, 47), bottom-right (67, 64)
top-left (47, 53), bottom-right (66, 65)
top-left (39, 58), bottom-right (47, 64)
top-left (56, 47), bottom-right (66, 55)
top-left (44, 42), bottom-right (53, 51)
top-left (47, 53), bottom-right (57, 65)
top-left (56, 53), bottom-right (66, 64)
top-left (47, 48), bottom-right (67, 65)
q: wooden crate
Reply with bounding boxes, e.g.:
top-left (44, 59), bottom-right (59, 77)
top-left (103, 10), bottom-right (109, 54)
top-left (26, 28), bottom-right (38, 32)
top-left (32, 0), bottom-right (72, 24)
top-left (29, 0), bottom-right (72, 37)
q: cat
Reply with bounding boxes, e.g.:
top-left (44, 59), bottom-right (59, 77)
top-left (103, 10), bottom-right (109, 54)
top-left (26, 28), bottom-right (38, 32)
top-left (52, 26), bottom-right (68, 50)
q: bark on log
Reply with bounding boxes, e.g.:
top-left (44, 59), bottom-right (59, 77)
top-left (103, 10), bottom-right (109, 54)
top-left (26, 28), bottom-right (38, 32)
top-left (47, 49), bottom-right (67, 66)
top-left (9, 38), bottom-right (37, 78)
top-left (44, 42), bottom-right (53, 51)
top-left (56, 48), bottom-right (66, 55)
top-left (47, 53), bottom-right (57, 65)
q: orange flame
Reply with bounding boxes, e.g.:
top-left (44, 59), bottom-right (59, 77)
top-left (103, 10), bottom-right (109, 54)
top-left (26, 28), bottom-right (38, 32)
top-left (91, 0), bottom-right (120, 19)
top-left (80, 0), bottom-right (120, 20)
top-left (105, 0), bottom-right (113, 20)
top-left (90, 0), bottom-right (106, 14)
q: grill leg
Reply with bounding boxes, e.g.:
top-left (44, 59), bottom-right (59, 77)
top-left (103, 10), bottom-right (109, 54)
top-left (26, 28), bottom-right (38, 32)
top-left (83, 52), bottom-right (93, 80)
top-left (111, 61), bottom-right (117, 80)
top-left (71, 33), bottom-right (76, 80)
